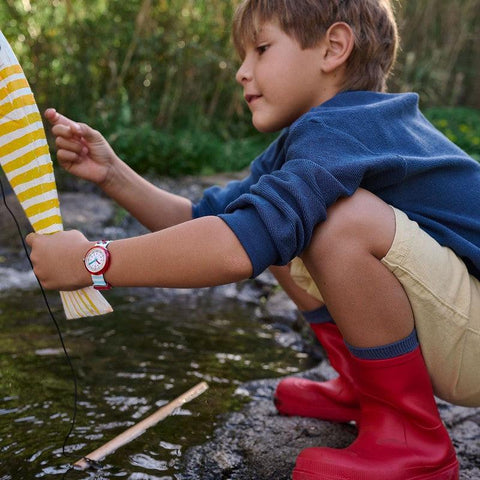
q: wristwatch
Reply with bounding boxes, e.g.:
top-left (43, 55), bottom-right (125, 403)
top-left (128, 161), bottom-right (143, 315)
top-left (83, 240), bottom-right (112, 290)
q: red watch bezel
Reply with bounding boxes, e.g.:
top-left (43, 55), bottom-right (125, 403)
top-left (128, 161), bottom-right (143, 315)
top-left (84, 245), bottom-right (111, 275)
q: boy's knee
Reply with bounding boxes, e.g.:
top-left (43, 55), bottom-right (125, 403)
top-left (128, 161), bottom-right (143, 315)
top-left (302, 188), bottom-right (395, 262)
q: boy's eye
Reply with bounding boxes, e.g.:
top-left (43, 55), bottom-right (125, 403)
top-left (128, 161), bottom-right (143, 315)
top-left (256, 44), bottom-right (269, 55)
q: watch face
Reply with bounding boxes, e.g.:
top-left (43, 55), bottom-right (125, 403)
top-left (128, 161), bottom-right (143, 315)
top-left (84, 246), bottom-right (109, 274)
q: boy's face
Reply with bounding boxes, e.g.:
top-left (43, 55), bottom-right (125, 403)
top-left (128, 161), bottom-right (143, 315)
top-left (236, 21), bottom-right (333, 133)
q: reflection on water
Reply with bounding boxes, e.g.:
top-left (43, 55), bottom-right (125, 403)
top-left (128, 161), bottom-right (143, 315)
top-left (0, 285), bottom-right (311, 478)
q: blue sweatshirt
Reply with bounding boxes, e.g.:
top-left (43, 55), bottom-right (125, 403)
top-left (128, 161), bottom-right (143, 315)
top-left (193, 91), bottom-right (480, 280)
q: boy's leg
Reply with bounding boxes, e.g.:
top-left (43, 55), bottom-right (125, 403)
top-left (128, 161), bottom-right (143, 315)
top-left (300, 189), bottom-right (414, 347)
top-left (269, 264), bottom-right (323, 312)
top-left (269, 265), bottom-right (360, 422)
top-left (292, 189), bottom-right (458, 480)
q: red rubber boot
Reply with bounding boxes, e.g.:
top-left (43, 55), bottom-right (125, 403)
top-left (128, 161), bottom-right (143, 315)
top-left (274, 322), bottom-right (360, 423)
top-left (292, 346), bottom-right (459, 480)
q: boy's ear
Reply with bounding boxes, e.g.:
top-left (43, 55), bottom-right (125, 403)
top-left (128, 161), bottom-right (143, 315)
top-left (321, 22), bottom-right (355, 73)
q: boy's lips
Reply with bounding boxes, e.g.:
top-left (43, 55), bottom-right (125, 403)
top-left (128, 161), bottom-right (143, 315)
top-left (245, 94), bottom-right (262, 104)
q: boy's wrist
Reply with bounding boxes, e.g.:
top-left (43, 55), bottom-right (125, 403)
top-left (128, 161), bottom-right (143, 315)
top-left (97, 154), bottom-right (124, 192)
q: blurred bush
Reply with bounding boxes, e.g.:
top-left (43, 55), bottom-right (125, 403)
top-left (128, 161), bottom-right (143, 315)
top-left (392, 0), bottom-right (479, 108)
top-left (109, 123), bottom-right (275, 176)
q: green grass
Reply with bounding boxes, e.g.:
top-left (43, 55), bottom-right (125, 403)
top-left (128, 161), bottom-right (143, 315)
top-left (425, 107), bottom-right (480, 160)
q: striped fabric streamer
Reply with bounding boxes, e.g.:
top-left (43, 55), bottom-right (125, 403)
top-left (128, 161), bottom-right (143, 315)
top-left (0, 30), bottom-right (113, 319)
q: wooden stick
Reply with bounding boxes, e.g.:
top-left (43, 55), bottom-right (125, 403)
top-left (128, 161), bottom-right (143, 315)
top-left (73, 381), bottom-right (209, 470)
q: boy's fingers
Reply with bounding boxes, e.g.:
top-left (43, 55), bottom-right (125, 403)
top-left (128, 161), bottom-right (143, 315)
top-left (44, 108), bottom-right (58, 123)
top-left (57, 149), bottom-right (82, 166)
top-left (25, 232), bottom-right (38, 247)
top-left (55, 135), bottom-right (84, 153)
top-left (45, 109), bottom-right (101, 143)
top-left (76, 122), bottom-right (100, 141)
top-left (52, 124), bottom-right (76, 139)
top-left (44, 108), bottom-right (82, 134)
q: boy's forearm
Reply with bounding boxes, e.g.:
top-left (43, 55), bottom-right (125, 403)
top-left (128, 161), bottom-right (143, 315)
top-left (99, 156), bottom-right (193, 231)
top-left (102, 216), bottom-right (253, 288)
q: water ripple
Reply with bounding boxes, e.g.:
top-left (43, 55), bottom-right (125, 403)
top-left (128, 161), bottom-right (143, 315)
top-left (129, 453), bottom-right (168, 471)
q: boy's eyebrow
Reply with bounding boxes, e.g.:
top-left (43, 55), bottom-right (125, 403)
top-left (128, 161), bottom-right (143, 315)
top-left (252, 23), bottom-right (273, 42)
top-left (235, 18), bottom-right (275, 54)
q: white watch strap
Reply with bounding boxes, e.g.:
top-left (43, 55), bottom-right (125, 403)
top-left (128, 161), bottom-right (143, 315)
top-left (91, 240), bottom-right (111, 288)
top-left (96, 240), bottom-right (111, 248)
top-left (92, 273), bottom-right (109, 288)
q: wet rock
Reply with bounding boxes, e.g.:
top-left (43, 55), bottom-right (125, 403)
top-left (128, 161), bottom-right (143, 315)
top-left (182, 365), bottom-right (480, 480)
top-left (0, 190), bottom-right (117, 250)
top-left (59, 192), bottom-right (116, 237)
top-left (0, 266), bottom-right (36, 290)
top-left (182, 366), bottom-right (356, 480)
top-left (263, 289), bottom-right (298, 326)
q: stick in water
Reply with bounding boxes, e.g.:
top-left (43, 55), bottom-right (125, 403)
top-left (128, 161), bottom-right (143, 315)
top-left (73, 381), bottom-right (209, 470)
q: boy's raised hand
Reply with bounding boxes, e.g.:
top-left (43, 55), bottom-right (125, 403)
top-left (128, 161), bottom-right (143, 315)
top-left (44, 108), bottom-right (118, 186)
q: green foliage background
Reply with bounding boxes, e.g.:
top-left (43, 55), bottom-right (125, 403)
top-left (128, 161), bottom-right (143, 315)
top-left (1, 0), bottom-right (479, 175)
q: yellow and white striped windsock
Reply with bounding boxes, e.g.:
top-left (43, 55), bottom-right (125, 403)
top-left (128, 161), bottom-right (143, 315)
top-left (0, 30), bottom-right (113, 319)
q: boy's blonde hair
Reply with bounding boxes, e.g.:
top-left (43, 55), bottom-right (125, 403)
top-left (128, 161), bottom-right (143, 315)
top-left (233, 0), bottom-right (399, 92)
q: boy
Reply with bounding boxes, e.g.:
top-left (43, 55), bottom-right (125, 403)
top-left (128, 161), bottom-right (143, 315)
top-left (26, 0), bottom-right (480, 478)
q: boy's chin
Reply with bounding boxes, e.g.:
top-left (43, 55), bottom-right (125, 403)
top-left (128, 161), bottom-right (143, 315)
top-left (252, 119), bottom-right (285, 134)
top-left (252, 112), bottom-right (300, 133)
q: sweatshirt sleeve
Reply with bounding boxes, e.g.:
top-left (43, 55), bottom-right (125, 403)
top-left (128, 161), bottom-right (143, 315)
top-left (192, 133), bottom-right (288, 218)
top-left (218, 117), bottom-right (407, 277)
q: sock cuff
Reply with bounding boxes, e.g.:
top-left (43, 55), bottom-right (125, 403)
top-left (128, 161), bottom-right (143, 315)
top-left (302, 306), bottom-right (334, 324)
top-left (346, 329), bottom-right (419, 360)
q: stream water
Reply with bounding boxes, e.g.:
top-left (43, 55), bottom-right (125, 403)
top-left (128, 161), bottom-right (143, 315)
top-left (0, 277), bottom-right (312, 479)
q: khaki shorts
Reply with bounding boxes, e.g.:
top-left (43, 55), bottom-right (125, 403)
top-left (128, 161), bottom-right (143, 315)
top-left (290, 207), bottom-right (480, 407)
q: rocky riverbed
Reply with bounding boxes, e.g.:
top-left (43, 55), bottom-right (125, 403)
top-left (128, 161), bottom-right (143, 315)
top-left (0, 172), bottom-right (478, 479)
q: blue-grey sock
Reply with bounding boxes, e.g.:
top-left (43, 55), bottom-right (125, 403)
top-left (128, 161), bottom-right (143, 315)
top-left (302, 306), bottom-right (334, 325)
top-left (346, 329), bottom-right (419, 360)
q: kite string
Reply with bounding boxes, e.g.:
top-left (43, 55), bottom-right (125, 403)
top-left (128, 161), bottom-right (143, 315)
top-left (0, 177), bottom-right (78, 458)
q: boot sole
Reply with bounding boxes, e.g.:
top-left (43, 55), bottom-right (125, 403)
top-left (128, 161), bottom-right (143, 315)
top-left (292, 459), bottom-right (459, 480)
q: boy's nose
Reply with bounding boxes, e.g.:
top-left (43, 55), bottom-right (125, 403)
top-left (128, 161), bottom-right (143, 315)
top-left (235, 59), bottom-right (252, 84)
